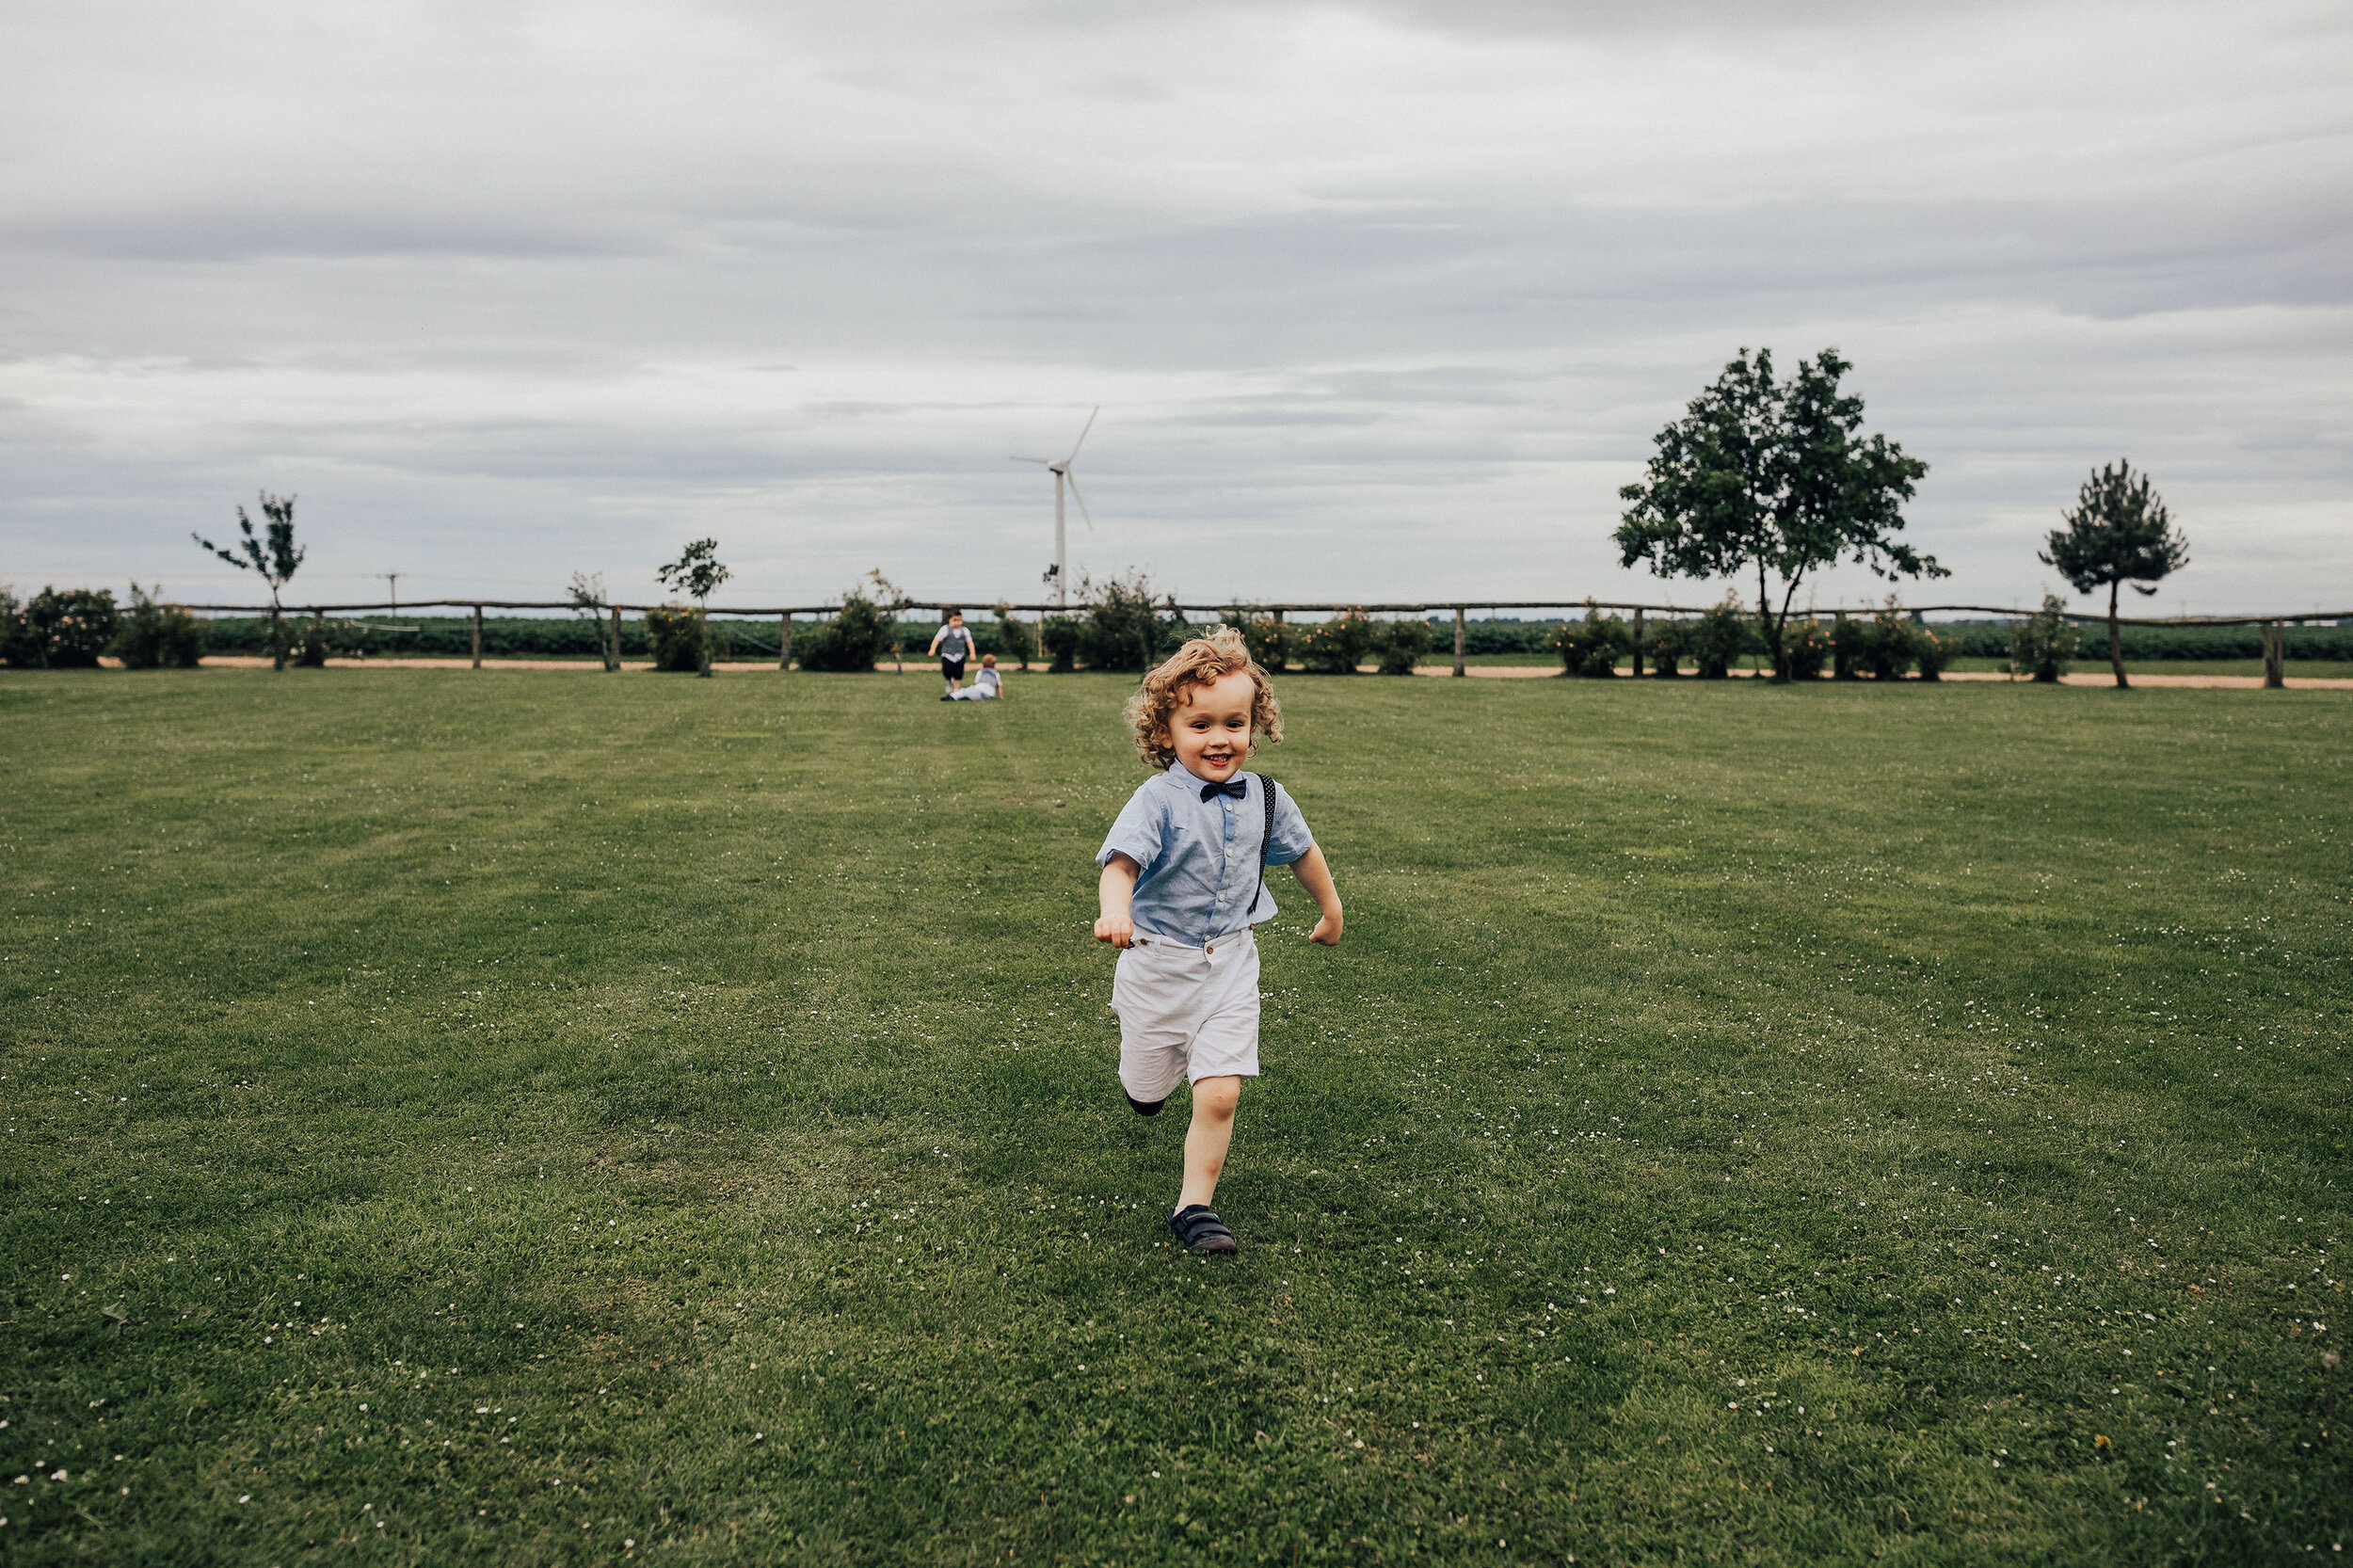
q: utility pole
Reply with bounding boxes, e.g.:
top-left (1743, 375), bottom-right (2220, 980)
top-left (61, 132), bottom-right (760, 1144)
top-left (379, 572), bottom-right (402, 610)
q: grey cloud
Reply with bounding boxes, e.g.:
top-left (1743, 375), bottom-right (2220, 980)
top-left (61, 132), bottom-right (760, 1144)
top-left (1, 0), bottom-right (2347, 612)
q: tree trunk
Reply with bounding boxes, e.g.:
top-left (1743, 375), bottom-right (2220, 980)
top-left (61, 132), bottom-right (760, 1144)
top-left (778, 611), bottom-right (792, 671)
top-left (607, 605), bottom-right (622, 671)
top-left (1630, 608), bottom-right (1645, 677)
top-left (2107, 580), bottom-right (2126, 689)
top-left (269, 600), bottom-right (286, 672)
top-left (696, 604), bottom-right (712, 678)
top-left (1757, 565), bottom-right (1785, 680)
top-left (2264, 620), bottom-right (2285, 689)
top-left (1452, 606), bottom-right (1465, 678)
top-left (472, 605), bottom-right (483, 670)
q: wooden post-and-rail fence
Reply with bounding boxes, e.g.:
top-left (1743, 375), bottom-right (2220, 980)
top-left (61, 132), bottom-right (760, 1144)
top-left (178, 597), bottom-right (2352, 687)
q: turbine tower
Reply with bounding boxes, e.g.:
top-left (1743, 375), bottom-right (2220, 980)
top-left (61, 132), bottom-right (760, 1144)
top-left (1013, 408), bottom-right (1097, 609)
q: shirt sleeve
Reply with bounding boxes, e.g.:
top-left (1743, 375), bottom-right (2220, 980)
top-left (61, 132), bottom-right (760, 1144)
top-left (1096, 780), bottom-right (1166, 872)
top-left (1264, 779), bottom-right (1315, 866)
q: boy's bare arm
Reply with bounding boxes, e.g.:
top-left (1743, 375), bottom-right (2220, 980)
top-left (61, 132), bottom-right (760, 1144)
top-left (1289, 844), bottom-right (1342, 944)
top-left (1095, 855), bottom-right (1140, 947)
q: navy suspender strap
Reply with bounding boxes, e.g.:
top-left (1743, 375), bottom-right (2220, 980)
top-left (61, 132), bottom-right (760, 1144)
top-left (1255, 773), bottom-right (1275, 924)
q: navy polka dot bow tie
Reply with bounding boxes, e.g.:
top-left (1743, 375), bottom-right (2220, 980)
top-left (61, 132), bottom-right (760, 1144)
top-left (1199, 777), bottom-right (1249, 802)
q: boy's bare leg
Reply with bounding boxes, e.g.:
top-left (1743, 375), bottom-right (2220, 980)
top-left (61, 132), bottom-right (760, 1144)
top-left (1176, 1076), bottom-right (1241, 1210)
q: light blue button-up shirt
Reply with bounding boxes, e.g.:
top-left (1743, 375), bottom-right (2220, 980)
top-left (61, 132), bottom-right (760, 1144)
top-left (1096, 762), bottom-right (1315, 947)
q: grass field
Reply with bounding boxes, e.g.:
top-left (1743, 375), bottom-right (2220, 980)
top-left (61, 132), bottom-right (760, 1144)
top-left (3, 669), bottom-right (2347, 1564)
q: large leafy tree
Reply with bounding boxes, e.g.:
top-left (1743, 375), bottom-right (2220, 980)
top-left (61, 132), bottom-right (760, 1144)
top-left (193, 492), bottom-right (305, 671)
top-left (1615, 348), bottom-right (1939, 679)
top-left (2038, 459), bottom-right (2187, 690)
top-left (655, 538), bottom-right (730, 678)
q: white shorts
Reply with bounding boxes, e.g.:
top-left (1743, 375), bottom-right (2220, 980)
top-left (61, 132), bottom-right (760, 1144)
top-left (1112, 929), bottom-right (1261, 1101)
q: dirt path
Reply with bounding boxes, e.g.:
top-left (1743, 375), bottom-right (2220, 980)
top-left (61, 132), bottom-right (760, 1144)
top-left (189, 656), bottom-right (2351, 689)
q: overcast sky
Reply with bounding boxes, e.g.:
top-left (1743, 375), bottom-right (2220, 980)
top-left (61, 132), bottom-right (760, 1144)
top-left (3, 0), bottom-right (2346, 616)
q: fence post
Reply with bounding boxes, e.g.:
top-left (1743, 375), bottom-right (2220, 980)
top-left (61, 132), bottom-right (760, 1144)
top-left (1631, 608), bottom-right (1645, 678)
top-left (608, 605), bottom-right (622, 671)
top-left (1452, 606), bottom-right (1465, 678)
top-left (2264, 620), bottom-right (2285, 689)
top-left (472, 605), bottom-right (483, 669)
top-left (779, 611), bottom-right (792, 671)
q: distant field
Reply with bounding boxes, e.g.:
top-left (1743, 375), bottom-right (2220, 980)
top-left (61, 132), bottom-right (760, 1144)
top-left (4, 669), bottom-right (2346, 1563)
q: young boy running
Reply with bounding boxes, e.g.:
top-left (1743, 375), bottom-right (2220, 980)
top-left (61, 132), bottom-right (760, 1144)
top-left (928, 610), bottom-right (976, 698)
top-left (1094, 626), bottom-right (1342, 1254)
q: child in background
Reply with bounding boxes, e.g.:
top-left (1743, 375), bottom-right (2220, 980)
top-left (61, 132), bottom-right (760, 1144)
top-left (1093, 626), bottom-right (1342, 1254)
top-left (949, 653), bottom-right (1003, 700)
top-left (928, 610), bottom-right (976, 698)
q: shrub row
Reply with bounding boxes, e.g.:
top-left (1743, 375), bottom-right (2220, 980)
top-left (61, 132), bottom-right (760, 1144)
top-left (1521, 603), bottom-right (1833, 679)
top-left (1931, 621), bottom-right (2353, 662)
top-left (2, 585), bottom-right (204, 669)
top-left (173, 609), bottom-right (1578, 664)
top-left (198, 614), bottom-right (652, 659)
top-left (17, 599), bottom-right (2345, 671)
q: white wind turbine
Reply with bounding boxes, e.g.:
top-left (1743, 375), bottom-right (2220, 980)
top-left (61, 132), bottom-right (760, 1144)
top-left (1013, 407), bottom-right (1097, 609)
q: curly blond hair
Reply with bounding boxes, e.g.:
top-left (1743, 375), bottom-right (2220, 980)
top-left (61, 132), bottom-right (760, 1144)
top-left (1123, 624), bottom-right (1284, 768)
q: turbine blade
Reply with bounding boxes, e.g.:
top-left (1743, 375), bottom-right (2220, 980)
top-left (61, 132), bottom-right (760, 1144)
top-left (1012, 456), bottom-right (1053, 465)
top-left (1064, 406), bottom-right (1098, 464)
top-left (1066, 472), bottom-right (1095, 531)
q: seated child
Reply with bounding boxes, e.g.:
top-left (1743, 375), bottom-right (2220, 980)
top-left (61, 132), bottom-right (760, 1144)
top-left (949, 653), bottom-right (1002, 699)
top-left (1093, 626), bottom-right (1343, 1254)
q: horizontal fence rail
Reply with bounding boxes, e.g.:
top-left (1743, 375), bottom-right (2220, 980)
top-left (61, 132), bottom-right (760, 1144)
top-left (176, 599), bottom-right (2353, 629)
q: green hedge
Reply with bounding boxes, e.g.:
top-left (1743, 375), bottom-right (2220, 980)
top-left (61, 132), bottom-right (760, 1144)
top-left (197, 614), bottom-right (1029, 663)
top-left (1929, 621), bottom-right (2353, 661)
top-left (193, 615), bottom-right (799, 660)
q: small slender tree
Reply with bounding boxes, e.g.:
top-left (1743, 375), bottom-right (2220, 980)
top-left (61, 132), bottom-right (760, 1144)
top-left (1615, 348), bottom-right (1940, 679)
top-left (194, 492), bottom-right (305, 670)
top-left (2039, 459), bottom-right (2188, 689)
top-left (655, 538), bottom-right (730, 679)
top-left (568, 571), bottom-right (620, 671)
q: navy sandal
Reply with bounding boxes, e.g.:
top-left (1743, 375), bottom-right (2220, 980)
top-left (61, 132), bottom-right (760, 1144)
top-left (1169, 1205), bottom-right (1238, 1254)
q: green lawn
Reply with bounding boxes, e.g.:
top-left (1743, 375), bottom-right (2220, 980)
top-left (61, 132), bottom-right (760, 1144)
top-left (3, 669), bottom-right (2346, 1564)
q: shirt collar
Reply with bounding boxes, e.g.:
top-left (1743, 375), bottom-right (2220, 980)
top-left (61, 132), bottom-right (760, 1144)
top-left (1163, 760), bottom-right (1242, 795)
